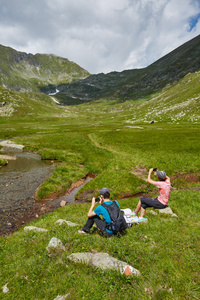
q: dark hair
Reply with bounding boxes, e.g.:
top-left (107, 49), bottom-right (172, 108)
top-left (159, 178), bottom-right (166, 181)
top-left (102, 191), bottom-right (110, 199)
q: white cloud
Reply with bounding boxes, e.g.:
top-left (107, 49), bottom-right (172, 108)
top-left (0, 0), bottom-right (199, 74)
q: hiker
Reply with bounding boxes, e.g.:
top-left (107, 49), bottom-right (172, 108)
top-left (77, 187), bottom-right (127, 236)
top-left (133, 168), bottom-right (171, 223)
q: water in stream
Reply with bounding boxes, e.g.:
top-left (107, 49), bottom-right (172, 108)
top-left (0, 147), bottom-right (55, 235)
top-left (0, 145), bottom-right (94, 235)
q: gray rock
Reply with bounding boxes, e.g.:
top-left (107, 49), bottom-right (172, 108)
top-left (24, 226), bottom-right (48, 232)
top-left (0, 154), bottom-right (17, 160)
top-left (46, 237), bottom-right (66, 253)
top-left (67, 252), bottom-right (140, 276)
top-left (0, 140), bottom-right (24, 149)
top-left (60, 200), bottom-right (67, 207)
top-left (159, 206), bottom-right (178, 217)
top-left (2, 283), bottom-right (9, 293)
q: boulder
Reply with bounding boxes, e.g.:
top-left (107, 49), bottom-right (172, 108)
top-left (46, 237), bottom-right (66, 253)
top-left (24, 226), bottom-right (48, 232)
top-left (67, 252), bottom-right (140, 276)
top-left (158, 206), bottom-right (178, 217)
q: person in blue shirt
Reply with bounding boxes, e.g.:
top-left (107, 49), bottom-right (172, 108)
top-left (77, 187), bottom-right (119, 237)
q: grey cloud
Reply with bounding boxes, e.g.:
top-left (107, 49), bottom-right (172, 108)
top-left (0, 0), bottom-right (199, 73)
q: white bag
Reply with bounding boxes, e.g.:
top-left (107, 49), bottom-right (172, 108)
top-left (121, 208), bottom-right (139, 227)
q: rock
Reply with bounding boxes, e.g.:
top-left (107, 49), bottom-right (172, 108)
top-left (60, 200), bottom-right (66, 207)
top-left (0, 155), bottom-right (17, 160)
top-left (53, 293), bottom-right (70, 300)
top-left (2, 283), bottom-right (9, 293)
top-left (159, 206), bottom-right (178, 217)
top-left (46, 237), bottom-right (66, 253)
top-left (67, 252), bottom-right (140, 276)
top-left (55, 219), bottom-right (78, 226)
top-left (0, 140), bottom-right (24, 149)
top-left (24, 226), bottom-right (48, 232)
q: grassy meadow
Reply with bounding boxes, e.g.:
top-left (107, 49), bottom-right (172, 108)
top-left (0, 71), bottom-right (200, 299)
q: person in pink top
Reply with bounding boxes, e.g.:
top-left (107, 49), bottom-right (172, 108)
top-left (133, 168), bottom-right (171, 223)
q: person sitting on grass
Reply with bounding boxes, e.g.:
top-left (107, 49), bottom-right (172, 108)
top-left (77, 187), bottom-right (127, 237)
top-left (133, 168), bottom-right (171, 223)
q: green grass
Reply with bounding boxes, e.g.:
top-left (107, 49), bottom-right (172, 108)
top-left (0, 158), bottom-right (7, 166)
top-left (0, 70), bottom-right (200, 298)
top-left (0, 190), bottom-right (199, 299)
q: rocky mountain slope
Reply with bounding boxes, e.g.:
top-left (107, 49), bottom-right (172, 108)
top-left (1, 34), bottom-right (200, 106)
top-left (0, 44), bottom-right (90, 93)
top-left (54, 34), bottom-right (200, 105)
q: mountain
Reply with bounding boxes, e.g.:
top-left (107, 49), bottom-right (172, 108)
top-left (0, 44), bottom-right (90, 93)
top-left (53, 34), bottom-right (200, 105)
top-left (0, 85), bottom-right (67, 118)
top-left (1, 34), bottom-right (200, 106)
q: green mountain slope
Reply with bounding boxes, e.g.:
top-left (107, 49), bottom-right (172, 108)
top-left (55, 34), bottom-right (200, 105)
top-left (0, 44), bottom-right (90, 93)
top-left (64, 69), bottom-right (200, 125)
top-left (0, 85), bottom-right (67, 118)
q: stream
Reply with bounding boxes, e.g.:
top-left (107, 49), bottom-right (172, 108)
top-left (0, 144), bottom-right (92, 236)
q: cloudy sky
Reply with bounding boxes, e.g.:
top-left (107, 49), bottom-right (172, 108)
top-left (0, 0), bottom-right (200, 74)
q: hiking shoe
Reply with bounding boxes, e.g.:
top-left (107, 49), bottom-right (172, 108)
top-left (132, 216), bottom-right (139, 224)
top-left (102, 231), bottom-right (113, 238)
top-left (77, 230), bottom-right (89, 235)
top-left (138, 217), bottom-right (148, 223)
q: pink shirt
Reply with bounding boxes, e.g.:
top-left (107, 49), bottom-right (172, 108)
top-left (155, 178), bottom-right (171, 205)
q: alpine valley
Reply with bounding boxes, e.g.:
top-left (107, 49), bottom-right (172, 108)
top-left (0, 34), bottom-right (200, 300)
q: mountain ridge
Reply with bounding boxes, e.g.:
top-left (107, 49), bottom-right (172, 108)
top-left (0, 44), bottom-right (90, 93)
top-left (54, 34), bottom-right (200, 105)
top-left (0, 34), bottom-right (200, 106)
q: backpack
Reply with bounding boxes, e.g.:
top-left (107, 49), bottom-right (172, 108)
top-left (101, 201), bottom-right (127, 233)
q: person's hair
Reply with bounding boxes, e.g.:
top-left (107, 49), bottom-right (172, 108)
top-left (158, 177), bottom-right (166, 181)
top-left (102, 191), bottom-right (110, 199)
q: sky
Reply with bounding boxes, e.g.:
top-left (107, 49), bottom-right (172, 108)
top-left (0, 0), bottom-right (200, 74)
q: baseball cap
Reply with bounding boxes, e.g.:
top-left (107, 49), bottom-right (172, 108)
top-left (156, 170), bottom-right (166, 179)
top-left (100, 187), bottom-right (110, 195)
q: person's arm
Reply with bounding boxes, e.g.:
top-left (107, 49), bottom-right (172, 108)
top-left (147, 168), bottom-right (157, 186)
top-left (87, 197), bottom-right (97, 218)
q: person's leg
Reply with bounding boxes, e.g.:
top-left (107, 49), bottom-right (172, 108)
top-left (134, 199), bottom-right (142, 214)
top-left (82, 217), bottom-right (95, 232)
top-left (140, 206), bottom-right (146, 217)
top-left (93, 215), bottom-right (107, 234)
top-left (134, 199), bottom-right (146, 217)
top-left (82, 215), bottom-right (107, 234)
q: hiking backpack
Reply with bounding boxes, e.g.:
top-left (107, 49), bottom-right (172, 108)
top-left (101, 201), bottom-right (127, 233)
